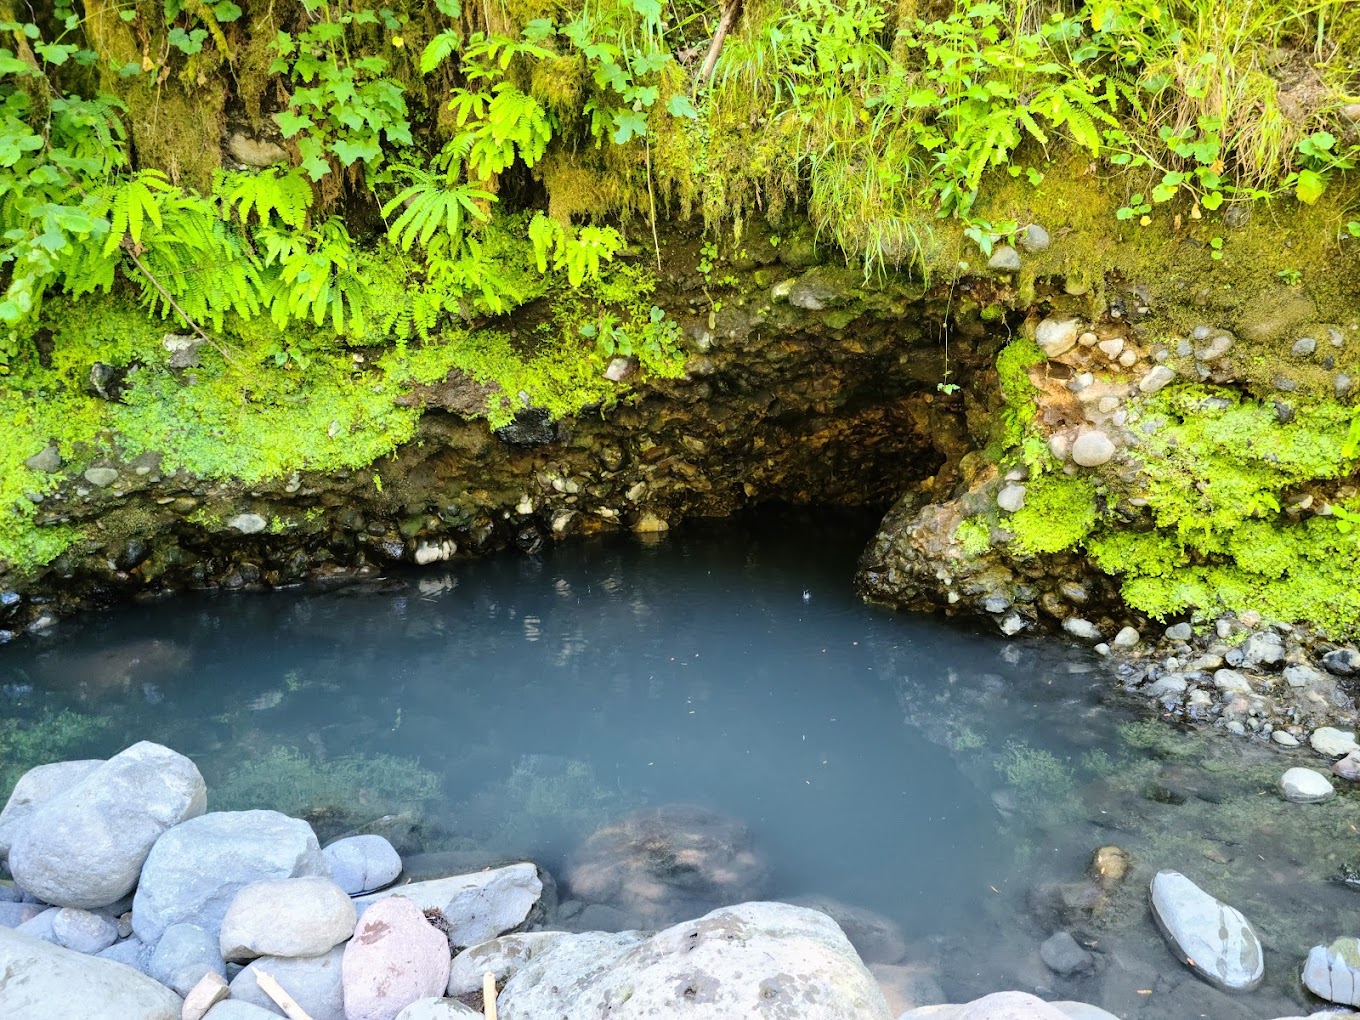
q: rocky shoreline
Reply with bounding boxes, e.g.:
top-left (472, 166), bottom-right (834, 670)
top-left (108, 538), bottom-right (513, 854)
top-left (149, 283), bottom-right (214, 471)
top-left (1, 740), bottom-right (1359, 1020)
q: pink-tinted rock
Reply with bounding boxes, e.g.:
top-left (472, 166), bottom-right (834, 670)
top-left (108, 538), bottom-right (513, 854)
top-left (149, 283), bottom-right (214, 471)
top-left (342, 897), bottom-right (450, 1020)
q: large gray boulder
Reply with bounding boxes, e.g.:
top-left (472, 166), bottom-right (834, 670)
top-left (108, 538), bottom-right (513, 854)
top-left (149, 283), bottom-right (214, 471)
top-left (342, 896), bottom-right (452, 1020)
top-left (496, 901), bottom-right (892, 1020)
top-left (219, 876), bottom-right (355, 961)
top-left (229, 945), bottom-right (345, 1020)
top-left (1150, 870), bottom-right (1263, 991)
top-left (355, 863), bottom-right (542, 948)
top-left (133, 811), bottom-right (327, 944)
top-left (0, 760), bottom-right (103, 863)
top-left (900, 996), bottom-right (1116, 1018)
top-left (8, 744), bottom-right (205, 908)
top-left (0, 926), bottom-right (183, 1019)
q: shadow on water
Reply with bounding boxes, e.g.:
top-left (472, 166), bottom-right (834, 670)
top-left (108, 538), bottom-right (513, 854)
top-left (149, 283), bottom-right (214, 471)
top-left (1, 508), bottom-right (1353, 1018)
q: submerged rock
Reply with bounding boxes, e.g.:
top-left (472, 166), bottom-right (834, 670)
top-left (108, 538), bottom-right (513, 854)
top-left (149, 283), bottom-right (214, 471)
top-left (1280, 767), bottom-right (1335, 804)
top-left (1311, 727), bottom-right (1360, 758)
top-left (1149, 870), bottom-right (1263, 991)
top-left (496, 902), bottom-right (893, 1020)
top-left (1040, 931), bottom-right (1094, 976)
top-left (8, 742), bottom-right (206, 909)
top-left (0, 926), bottom-right (182, 1020)
top-left (567, 804), bottom-right (766, 927)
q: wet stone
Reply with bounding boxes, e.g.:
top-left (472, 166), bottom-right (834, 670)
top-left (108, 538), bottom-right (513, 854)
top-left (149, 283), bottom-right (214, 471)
top-left (1040, 931), bottom-right (1094, 976)
top-left (1149, 870), bottom-right (1263, 992)
top-left (1280, 768), bottom-right (1334, 803)
top-left (1333, 750), bottom-right (1360, 780)
top-left (1303, 937), bottom-right (1360, 1007)
top-left (1322, 648), bottom-right (1360, 675)
top-left (1112, 627), bottom-right (1140, 648)
top-left (1312, 727), bottom-right (1360, 758)
top-left (1063, 618), bottom-right (1101, 642)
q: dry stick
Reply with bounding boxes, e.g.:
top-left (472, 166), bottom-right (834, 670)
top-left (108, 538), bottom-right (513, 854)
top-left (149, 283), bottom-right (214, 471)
top-left (119, 239), bottom-right (241, 367)
top-left (645, 138), bottom-right (661, 273)
top-left (696, 0), bottom-right (743, 89)
top-left (483, 970), bottom-right (499, 1020)
top-left (254, 970), bottom-right (316, 1020)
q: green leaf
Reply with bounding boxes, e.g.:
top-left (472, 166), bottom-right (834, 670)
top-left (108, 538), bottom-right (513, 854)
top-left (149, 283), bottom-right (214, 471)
top-left (666, 94), bottom-right (698, 119)
top-left (274, 110), bottom-right (314, 138)
top-left (1199, 191), bottom-right (1224, 211)
top-left (611, 109), bottom-right (648, 144)
top-left (212, 1), bottom-right (243, 21)
top-left (331, 137), bottom-right (380, 166)
top-left (1295, 168), bottom-right (1326, 206)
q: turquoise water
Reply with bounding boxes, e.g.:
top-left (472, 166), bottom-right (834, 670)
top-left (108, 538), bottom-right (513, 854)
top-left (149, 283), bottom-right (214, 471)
top-left (0, 512), bottom-right (1342, 1017)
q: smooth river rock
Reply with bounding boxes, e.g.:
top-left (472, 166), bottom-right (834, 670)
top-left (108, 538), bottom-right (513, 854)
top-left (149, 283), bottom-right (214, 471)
top-left (1311, 727), bottom-right (1360, 758)
top-left (0, 759), bottom-right (103, 863)
top-left (323, 835), bottom-right (402, 896)
top-left (133, 810), bottom-right (327, 944)
top-left (148, 922), bottom-right (225, 997)
top-left (1280, 767), bottom-right (1335, 804)
top-left (1149, 870), bottom-right (1263, 991)
top-left (8, 743), bottom-right (206, 909)
top-left (230, 945), bottom-right (346, 1020)
top-left (1035, 318), bottom-right (1081, 358)
top-left (0, 926), bottom-right (183, 1019)
top-left (1070, 431), bottom-right (1116, 467)
top-left (900, 996), bottom-right (1117, 1019)
top-left (496, 901), bottom-right (893, 1020)
top-left (1303, 937), bottom-right (1360, 1006)
top-left (51, 906), bottom-right (119, 953)
top-left (343, 896), bottom-right (452, 1020)
top-left (354, 862), bottom-right (541, 948)
top-left (220, 876), bottom-right (356, 962)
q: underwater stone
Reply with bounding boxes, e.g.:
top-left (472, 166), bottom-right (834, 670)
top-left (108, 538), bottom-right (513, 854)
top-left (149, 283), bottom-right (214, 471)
top-left (1292, 337), bottom-right (1317, 357)
top-left (1017, 224), bottom-right (1050, 253)
top-left (1280, 767), bottom-right (1334, 803)
top-left (1138, 365), bottom-right (1176, 394)
top-left (1035, 317), bottom-right (1082, 358)
top-left (1149, 870), bottom-right (1263, 992)
top-left (1332, 750), bottom-right (1360, 780)
top-left (227, 514), bottom-right (267, 535)
top-left (1303, 937), bottom-right (1360, 1006)
top-left (1310, 727), bottom-right (1360, 758)
top-left (997, 484), bottom-right (1026, 513)
top-left (987, 245), bottom-right (1021, 272)
top-left (1070, 431), bottom-right (1115, 467)
top-left (1040, 932), bottom-right (1093, 976)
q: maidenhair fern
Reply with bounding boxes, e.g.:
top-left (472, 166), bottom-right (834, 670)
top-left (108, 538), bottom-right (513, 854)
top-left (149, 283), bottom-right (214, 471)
top-left (213, 168), bottom-right (312, 229)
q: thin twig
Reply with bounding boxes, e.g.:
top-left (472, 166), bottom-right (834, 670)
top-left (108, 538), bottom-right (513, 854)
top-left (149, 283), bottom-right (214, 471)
top-left (483, 971), bottom-right (499, 1020)
top-left (119, 239), bottom-right (241, 367)
top-left (645, 138), bottom-right (661, 273)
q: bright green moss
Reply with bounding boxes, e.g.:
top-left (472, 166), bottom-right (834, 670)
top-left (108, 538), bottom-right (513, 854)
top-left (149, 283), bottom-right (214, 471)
top-left (1010, 474), bottom-right (1098, 555)
top-left (995, 337), bottom-right (1044, 447)
top-left (954, 517), bottom-right (991, 556)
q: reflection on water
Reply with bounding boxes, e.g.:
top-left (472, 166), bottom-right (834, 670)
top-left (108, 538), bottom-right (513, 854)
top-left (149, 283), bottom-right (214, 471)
top-left (0, 511), bottom-right (1350, 1018)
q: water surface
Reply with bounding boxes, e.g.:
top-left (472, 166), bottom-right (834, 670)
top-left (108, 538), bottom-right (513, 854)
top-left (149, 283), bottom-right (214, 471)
top-left (1, 512), bottom-right (1350, 1018)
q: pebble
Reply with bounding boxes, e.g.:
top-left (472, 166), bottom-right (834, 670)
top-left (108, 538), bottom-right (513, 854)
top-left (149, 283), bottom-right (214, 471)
top-left (988, 245), bottom-right (1022, 272)
top-left (51, 908), bottom-right (118, 954)
top-left (1272, 730), bottom-right (1301, 748)
top-left (1071, 431), bottom-right (1116, 467)
top-left (1139, 365), bottom-right (1176, 394)
top-left (1112, 627), bottom-right (1140, 648)
top-left (1079, 331), bottom-right (1099, 347)
top-left (1197, 334), bottom-right (1234, 361)
top-left (1293, 337), bottom-right (1317, 357)
top-left (1165, 622), bottom-right (1193, 641)
top-left (997, 484), bottom-right (1026, 513)
top-left (1213, 669), bottom-right (1253, 695)
top-left (1017, 224), bottom-right (1050, 253)
top-left (1337, 374), bottom-right (1352, 396)
top-left (1118, 350), bottom-right (1137, 367)
top-left (1332, 750), bottom-right (1360, 780)
top-left (82, 468), bottom-right (119, 488)
top-left (1098, 338), bottom-right (1124, 359)
top-left (1280, 768), bottom-right (1335, 803)
top-left (227, 514), bottom-right (268, 535)
top-left (1063, 618), bottom-right (1102, 642)
top-left (1036, 317), bottom-right (1082, 358)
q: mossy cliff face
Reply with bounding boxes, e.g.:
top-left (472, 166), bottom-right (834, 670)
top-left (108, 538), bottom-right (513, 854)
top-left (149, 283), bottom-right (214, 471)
top-left (858, 171), bottom-right (1360, 641)
top-left (0, 223), bottom-right (992, 636)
